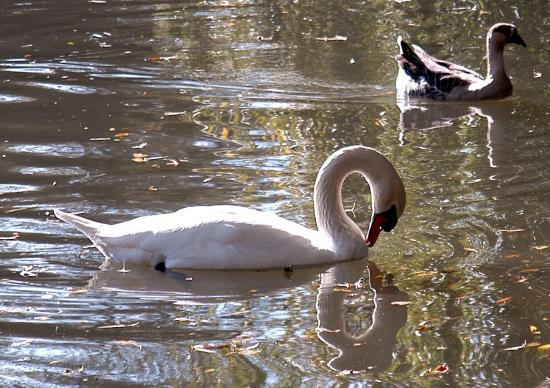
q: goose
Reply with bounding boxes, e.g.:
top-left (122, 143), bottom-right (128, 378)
top-left (395, 23), bottom-right (526, 100)
top-left (54, 145), bottom-right (406, 270)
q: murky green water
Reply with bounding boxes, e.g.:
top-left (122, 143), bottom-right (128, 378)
top-left (1, 0), bottom-right (549, 385)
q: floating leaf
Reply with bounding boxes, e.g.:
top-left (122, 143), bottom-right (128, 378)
top-left (499, 229), bottom-right (525, 233)
top-left (537, 344), bottom-right (550, 353)
top-left (519, 268), bottom-right (539, 273)
top-left (496, 296), bottom-right (512, 305)
top-left (464, 247), bottom-right (478, 253)
top-left (163, 111), bottom-right (186, 117)
top-left (0, 232), bottom-right (19, 240)
top-left (504, 340), bottom-right (527, 351)
top-left (533, 245), bottom-right (550, 251)
top-left (132, 153), bottom-right (148, 163)
top-left (97, 322), bottom-right (139, 329)
top-left (114, 132), bottom-right (129, 138)
top-left (391, 301), bottom-right (412, 306)
top-left (147, 186), bottom-right (158, 191)
top-left (416, 324), bottom-right (433, 331)
top-left (132, 142), bottom-right (148, 149)
top-left (89, 137), bottom-right (111, 141)
top-left (113, 340), bottom-right (142, 350)
top-left (530, 325), bottom-right (541, 335)
top-left (315, 327), bottom-right (341, 333)
top-left (316, 35), bottom-right (348, 41)
top-left (430, 363), bottom-right (450, 374)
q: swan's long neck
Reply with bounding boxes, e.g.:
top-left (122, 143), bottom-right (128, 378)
top-left (313, 146), bottom-right (401, 258)
top-left (486, 36), bottom-right (507, 80)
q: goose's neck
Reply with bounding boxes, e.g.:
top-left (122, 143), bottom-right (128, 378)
top-left (313, 146), bottom-right (398, 257)
top-left (486, 36), bottom-right (507, 80)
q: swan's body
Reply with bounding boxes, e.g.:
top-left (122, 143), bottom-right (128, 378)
top-left (55, 146), bottom-right (405, 270)
top-left (395, 23), bottom-right (526, 100)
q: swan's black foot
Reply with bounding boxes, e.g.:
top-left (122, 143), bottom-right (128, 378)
top-left (154, 262), bottom-right (166, 272)
top-left (284, 265), bottom-right (293, 279)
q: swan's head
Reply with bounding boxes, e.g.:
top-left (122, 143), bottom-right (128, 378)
top-left (365, 170), bottom-right (406, 247)
top-left (489, 23), bottom-right (526, 48)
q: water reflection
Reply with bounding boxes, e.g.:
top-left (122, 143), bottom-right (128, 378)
top-left (316, 261), bottom-right (408, 373)
top-left (397, 98), bottom-right (518, 168)
top-left (88, 259), bottom-right (408, 373)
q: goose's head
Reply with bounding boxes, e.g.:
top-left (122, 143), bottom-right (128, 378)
top-left (489, 23), bottom-right (527, 48)
top-left (365, 170), bottom-right (406, 247)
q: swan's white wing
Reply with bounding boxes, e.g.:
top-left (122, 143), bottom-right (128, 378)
top-left (97, 205), bottom-right (334, 269)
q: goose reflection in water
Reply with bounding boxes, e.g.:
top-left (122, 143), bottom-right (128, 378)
top-left (316, 261), bottom-right (408, 373)
top-left (397, 98), bottom-right (517, 169)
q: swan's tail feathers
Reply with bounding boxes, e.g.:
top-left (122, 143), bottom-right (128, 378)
top-left (54, 209), bottom-right (106, 242)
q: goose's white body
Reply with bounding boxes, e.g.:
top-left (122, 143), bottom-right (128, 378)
top-left (55, 146), bottom-right (406, 270)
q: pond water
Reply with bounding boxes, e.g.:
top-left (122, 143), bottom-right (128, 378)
top-left (1, 0), bottom-right (549, 385)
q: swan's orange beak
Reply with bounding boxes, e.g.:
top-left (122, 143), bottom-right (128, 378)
top-left (366, 205), bottom-right (399, 247)
top-left (366, 213), bottom-right (385, 247)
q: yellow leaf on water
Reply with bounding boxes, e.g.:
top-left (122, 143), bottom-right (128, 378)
top-left (530, 325), bottom-right (541, 335)
top-left (537, 344), bottom-right (550, 352)
top-left (114, 132), bottom-right (129, 138)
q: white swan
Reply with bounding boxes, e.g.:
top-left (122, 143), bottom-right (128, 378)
top-left (54, 145), bottom-right (406, 270)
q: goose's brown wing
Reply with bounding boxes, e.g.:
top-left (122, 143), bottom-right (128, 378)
top-left (396, 37), bottom-right (482, 98)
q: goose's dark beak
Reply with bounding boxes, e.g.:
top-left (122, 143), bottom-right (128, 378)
top-left (509, 30), bottom-right (527, 47)
top-left (366, 205), bottom-right (398, 247)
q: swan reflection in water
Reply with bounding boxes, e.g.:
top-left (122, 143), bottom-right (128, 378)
top-left (397, 98), bottom-right (517, 169)
top-left (316, 261), bottom-right (408, 373)
top-left (89, 258), bottom-right (408, 372)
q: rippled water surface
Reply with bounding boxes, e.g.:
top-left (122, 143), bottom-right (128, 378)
top-left (1, 0), bottom-right (549, 386)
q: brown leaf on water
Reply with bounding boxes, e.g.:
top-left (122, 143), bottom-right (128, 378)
top-left (68, 288), bottom-right (88, 295)
top-left (0, 232), bottom-right (19, 240)
top-left (505, 253), bottom-right (521, 259)
top-left (530, 325), bottom-right (541, 335)
top-left (496, 296), bottom-right (512, 305)
top-left (464, 247), bottom-right (478, 253)
top-left (114, 132), bottom-right (129, 138)
top-left (148, 55), bottom-right (177, 62)
top-left (537, 344), bottom-right (550, 353)
top-left (519, 268), bottom-right (539, 273)
top-left (429, 363), bottom-right (450, 374)
top-left (416, 324), bottom-right (433, 331)
top-left (504, 340), bottom-right (527, 351)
